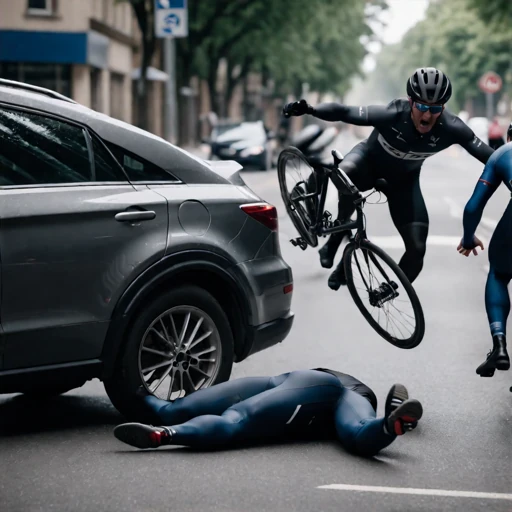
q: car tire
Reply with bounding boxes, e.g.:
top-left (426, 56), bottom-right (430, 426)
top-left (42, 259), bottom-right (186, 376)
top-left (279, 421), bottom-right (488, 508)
top-left (104, 284), bottom-right (234, 420)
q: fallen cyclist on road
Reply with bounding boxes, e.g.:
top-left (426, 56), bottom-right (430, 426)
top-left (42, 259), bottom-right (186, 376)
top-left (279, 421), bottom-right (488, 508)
top-left (113, 368), bottom-right (423, 458)
top-left (282, 67), bottom-right (494, 290)
top-left (457, 122), bottom-right (512, 378)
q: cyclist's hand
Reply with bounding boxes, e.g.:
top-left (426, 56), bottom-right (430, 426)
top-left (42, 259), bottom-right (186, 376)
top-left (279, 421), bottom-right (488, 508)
top-left (457, 236), bottom-right (484, 257)
top-left (283, 99), bottom-right (312, 118)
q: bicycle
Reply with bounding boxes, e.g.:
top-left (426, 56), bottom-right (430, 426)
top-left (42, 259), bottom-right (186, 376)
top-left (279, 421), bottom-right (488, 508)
top-left (277, 146), bottom-right (425, 349)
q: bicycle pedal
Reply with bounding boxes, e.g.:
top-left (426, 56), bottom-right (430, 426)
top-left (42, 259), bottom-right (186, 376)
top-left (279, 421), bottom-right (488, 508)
top-left (290, 237), bottom-right (308, 251)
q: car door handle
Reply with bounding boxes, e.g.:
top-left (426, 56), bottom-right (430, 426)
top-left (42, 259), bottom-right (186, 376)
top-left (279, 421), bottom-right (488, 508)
top-left (115, 210), bottom-right (156, 222)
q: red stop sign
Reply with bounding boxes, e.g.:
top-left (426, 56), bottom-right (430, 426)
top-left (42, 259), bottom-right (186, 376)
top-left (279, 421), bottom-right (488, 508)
top-left (479, 71), bottom-right (502, 94)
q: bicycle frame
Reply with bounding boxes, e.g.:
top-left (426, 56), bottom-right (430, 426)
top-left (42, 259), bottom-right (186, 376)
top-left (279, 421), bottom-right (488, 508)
top-left (296, 163), bottom-right (365, 239)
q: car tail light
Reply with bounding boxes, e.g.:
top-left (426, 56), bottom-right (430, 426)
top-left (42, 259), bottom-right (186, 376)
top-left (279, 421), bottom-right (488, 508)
top-left (283, 284), bottom-right (293, 294)
top-left (240, 203), bottom-right (278, 231)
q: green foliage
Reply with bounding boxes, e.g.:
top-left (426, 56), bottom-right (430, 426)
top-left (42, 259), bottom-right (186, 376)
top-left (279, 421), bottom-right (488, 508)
top-left (466, 0), bottom-right (512, 29)
top-left (177, 0), bottom-right (387, 99)
top-left (367, 0), bottom-right (512, 112)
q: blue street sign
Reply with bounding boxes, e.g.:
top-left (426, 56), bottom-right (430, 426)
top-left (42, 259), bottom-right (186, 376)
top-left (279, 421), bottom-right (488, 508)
top-left (155, 0), bottom-right (188, 38)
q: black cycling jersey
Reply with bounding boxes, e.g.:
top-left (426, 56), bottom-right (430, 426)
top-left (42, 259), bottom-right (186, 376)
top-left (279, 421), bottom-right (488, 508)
top-left (311, 98), bottom-right (493, 171)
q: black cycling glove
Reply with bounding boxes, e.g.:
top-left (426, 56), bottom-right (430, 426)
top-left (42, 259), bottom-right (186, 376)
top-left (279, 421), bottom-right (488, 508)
top-left (282, 99), bottom-right (313, 117)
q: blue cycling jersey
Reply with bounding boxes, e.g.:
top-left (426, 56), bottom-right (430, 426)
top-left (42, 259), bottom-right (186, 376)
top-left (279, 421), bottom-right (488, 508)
top-left (462, 142), bottom-right (512, 250)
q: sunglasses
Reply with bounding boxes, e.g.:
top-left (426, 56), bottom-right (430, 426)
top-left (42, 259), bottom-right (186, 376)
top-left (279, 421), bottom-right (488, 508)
top-left (414, 102), bottom-right (443, 114)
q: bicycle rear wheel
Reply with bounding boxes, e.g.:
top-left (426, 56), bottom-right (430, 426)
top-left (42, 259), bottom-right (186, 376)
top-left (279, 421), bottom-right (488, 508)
top-left (343, 239), bottom-right (425, 349)
top-left (277, 147), bottom-right (318, 247)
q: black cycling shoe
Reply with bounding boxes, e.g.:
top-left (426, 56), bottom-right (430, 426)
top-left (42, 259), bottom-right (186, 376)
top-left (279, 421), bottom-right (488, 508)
top-left (114, 423), bottom-right (174, 449)
top-left (385, 384), bottom-right (423, 436)
top-left (319, 232), bottom-right (346, 269)
top-left (328, 261), bottom-right (347, 290)
top-left (476, 334), bottom-right (510, 377)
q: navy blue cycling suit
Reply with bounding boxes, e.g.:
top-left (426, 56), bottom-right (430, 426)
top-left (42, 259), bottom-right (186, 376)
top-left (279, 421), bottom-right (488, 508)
top-left (462, 142), bottom-right (512, 336)
top-left (139, 369), bottom-right (395, 457)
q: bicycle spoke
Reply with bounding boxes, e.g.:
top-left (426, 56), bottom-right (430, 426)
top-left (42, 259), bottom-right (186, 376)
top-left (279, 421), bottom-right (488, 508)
top-left (347, 243), bottom-right (419, 342)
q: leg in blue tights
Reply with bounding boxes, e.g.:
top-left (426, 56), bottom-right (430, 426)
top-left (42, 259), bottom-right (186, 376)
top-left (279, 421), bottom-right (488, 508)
top-left (152, 370), bottom-right (342, 448)
top-left (485, 267), bottom-right (511, 336)
top-left (142, 374), bottom-right (285, 425)
top-left (334, 387), bottom-right (395, 457)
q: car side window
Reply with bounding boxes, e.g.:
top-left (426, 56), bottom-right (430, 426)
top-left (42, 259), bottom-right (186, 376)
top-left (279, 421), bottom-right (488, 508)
top-left (105, 141), bottom-right (179, 182)
top-left (0, 108), bottom-right (93, 186)
top-left (90, 136), bottom-right (129, 182)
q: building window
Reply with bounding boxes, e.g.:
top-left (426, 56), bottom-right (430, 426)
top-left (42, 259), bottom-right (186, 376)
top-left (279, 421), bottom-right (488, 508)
top-left (0, 63), bottom-right (71, 99)
top-left (110, 72), bottom-right (125, 121)
top-left (27, 0), bottom-right (57, 15)
top-left (90, 68), bottom-right (102, 112)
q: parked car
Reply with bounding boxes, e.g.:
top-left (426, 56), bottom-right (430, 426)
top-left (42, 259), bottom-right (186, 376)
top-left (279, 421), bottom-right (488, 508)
top-left (205, 120), bottom-right (276, 171)
top-left (0, 79), bottom-right (294, 418)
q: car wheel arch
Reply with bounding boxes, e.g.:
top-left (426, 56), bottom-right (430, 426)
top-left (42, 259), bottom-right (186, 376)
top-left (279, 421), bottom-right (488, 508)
top-left (100, 251), bottom-right (250, 378)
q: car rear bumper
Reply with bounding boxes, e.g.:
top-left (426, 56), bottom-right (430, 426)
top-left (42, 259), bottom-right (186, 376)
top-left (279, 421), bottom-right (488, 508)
top-left (244, 311), bottom-right (294, 358)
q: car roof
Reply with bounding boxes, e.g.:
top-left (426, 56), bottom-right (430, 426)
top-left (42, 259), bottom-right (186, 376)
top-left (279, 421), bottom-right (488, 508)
top-left (0, 80), bottom-right (227, 185)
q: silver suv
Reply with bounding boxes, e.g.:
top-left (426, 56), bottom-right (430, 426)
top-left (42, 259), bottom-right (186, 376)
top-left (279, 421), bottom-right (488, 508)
top-left (0, 80), bottom-right (294, 417)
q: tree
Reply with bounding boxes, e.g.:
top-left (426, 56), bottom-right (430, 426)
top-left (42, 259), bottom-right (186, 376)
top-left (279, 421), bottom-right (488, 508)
top-left (466, 0), bottom-right (512, 28)
top-left (119, 0), bottom-right (388, 139)
top-left (367, 0), bottom-right (512, 114)
top-left (117, 0), bottom-right (156, 131)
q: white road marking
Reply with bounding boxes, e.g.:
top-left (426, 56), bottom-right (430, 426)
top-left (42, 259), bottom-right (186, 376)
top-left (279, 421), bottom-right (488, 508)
top-left (317, 484), bottom-right (512, 501)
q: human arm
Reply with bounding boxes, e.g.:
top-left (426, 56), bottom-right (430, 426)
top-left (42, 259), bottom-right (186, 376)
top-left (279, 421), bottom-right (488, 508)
top-left (458, 158), bottom-right (501, 254)
top-left (282, 99), bottom-right (396, 126)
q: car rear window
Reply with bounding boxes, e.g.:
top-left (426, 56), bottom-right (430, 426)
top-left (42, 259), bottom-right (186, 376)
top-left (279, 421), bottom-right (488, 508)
top-left (105, 141), bottom-right (179, 182)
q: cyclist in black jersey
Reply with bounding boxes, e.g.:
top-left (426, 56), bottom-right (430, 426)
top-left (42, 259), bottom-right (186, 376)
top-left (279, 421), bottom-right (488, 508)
top-left (283, 67), bottom-right (494, 290)
top-left (113, 368), bottom-right (423, 458)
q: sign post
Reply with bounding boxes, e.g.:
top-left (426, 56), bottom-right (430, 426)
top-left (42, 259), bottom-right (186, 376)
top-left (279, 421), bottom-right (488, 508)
top-left (478, 71), bottom-right (503, 120)
top-left (155, 0), bottom-right (188, 144)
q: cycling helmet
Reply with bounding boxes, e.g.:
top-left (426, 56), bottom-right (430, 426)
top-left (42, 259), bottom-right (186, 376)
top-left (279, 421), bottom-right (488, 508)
top-left (407, 67), bottom-right (452, 104)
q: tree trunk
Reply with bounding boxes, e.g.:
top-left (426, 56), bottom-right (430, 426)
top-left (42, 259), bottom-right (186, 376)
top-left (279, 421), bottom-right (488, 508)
top-left (207, 57), bottom-right (221, 117)
top-left (225, 56), bottom-right (253, 119)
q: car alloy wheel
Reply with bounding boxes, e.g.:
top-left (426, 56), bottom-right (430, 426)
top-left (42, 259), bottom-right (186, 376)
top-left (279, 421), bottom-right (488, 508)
top-left (138, 305), bottom-right (222, 400)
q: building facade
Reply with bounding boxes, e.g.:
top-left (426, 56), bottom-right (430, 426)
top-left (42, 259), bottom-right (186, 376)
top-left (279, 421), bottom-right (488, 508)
top-left (0, 0), bottom-right (137, 124)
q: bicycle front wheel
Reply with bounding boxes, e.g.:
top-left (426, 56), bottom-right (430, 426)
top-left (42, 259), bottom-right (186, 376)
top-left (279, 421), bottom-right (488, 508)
top-left (277, 147), bottom-right (318, 247)
top-left (343, 239), bottom-right (425, 349)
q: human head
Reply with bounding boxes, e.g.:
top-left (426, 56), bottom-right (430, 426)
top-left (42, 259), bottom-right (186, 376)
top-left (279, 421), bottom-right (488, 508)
top-left (407, 67), bottom-right (452, 134)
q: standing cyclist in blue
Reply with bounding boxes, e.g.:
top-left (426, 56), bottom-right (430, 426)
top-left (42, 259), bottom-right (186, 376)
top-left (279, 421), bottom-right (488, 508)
top-left (113, 368), bottom-right (423, 458)
top-left (457, 123), bottom-right (512, 377)
top-left (283, 68), bottom-right (494, 290)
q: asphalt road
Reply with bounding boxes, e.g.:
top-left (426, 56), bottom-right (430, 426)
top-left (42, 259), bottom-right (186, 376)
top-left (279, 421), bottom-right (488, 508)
top-left (1, 134), bottom-right (511, 512)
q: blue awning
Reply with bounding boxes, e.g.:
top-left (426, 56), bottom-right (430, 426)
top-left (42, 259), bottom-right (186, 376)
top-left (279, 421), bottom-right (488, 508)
top-left (0, 30), bottom-right (88, 64)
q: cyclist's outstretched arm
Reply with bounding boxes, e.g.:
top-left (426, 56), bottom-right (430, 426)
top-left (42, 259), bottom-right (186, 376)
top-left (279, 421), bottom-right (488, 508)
top-left (462, 157), bottom-right (502, 247)
top-left (282, 98), bottom-right (397, 126)
top-left (310, 103), bottom-right (394, 126)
